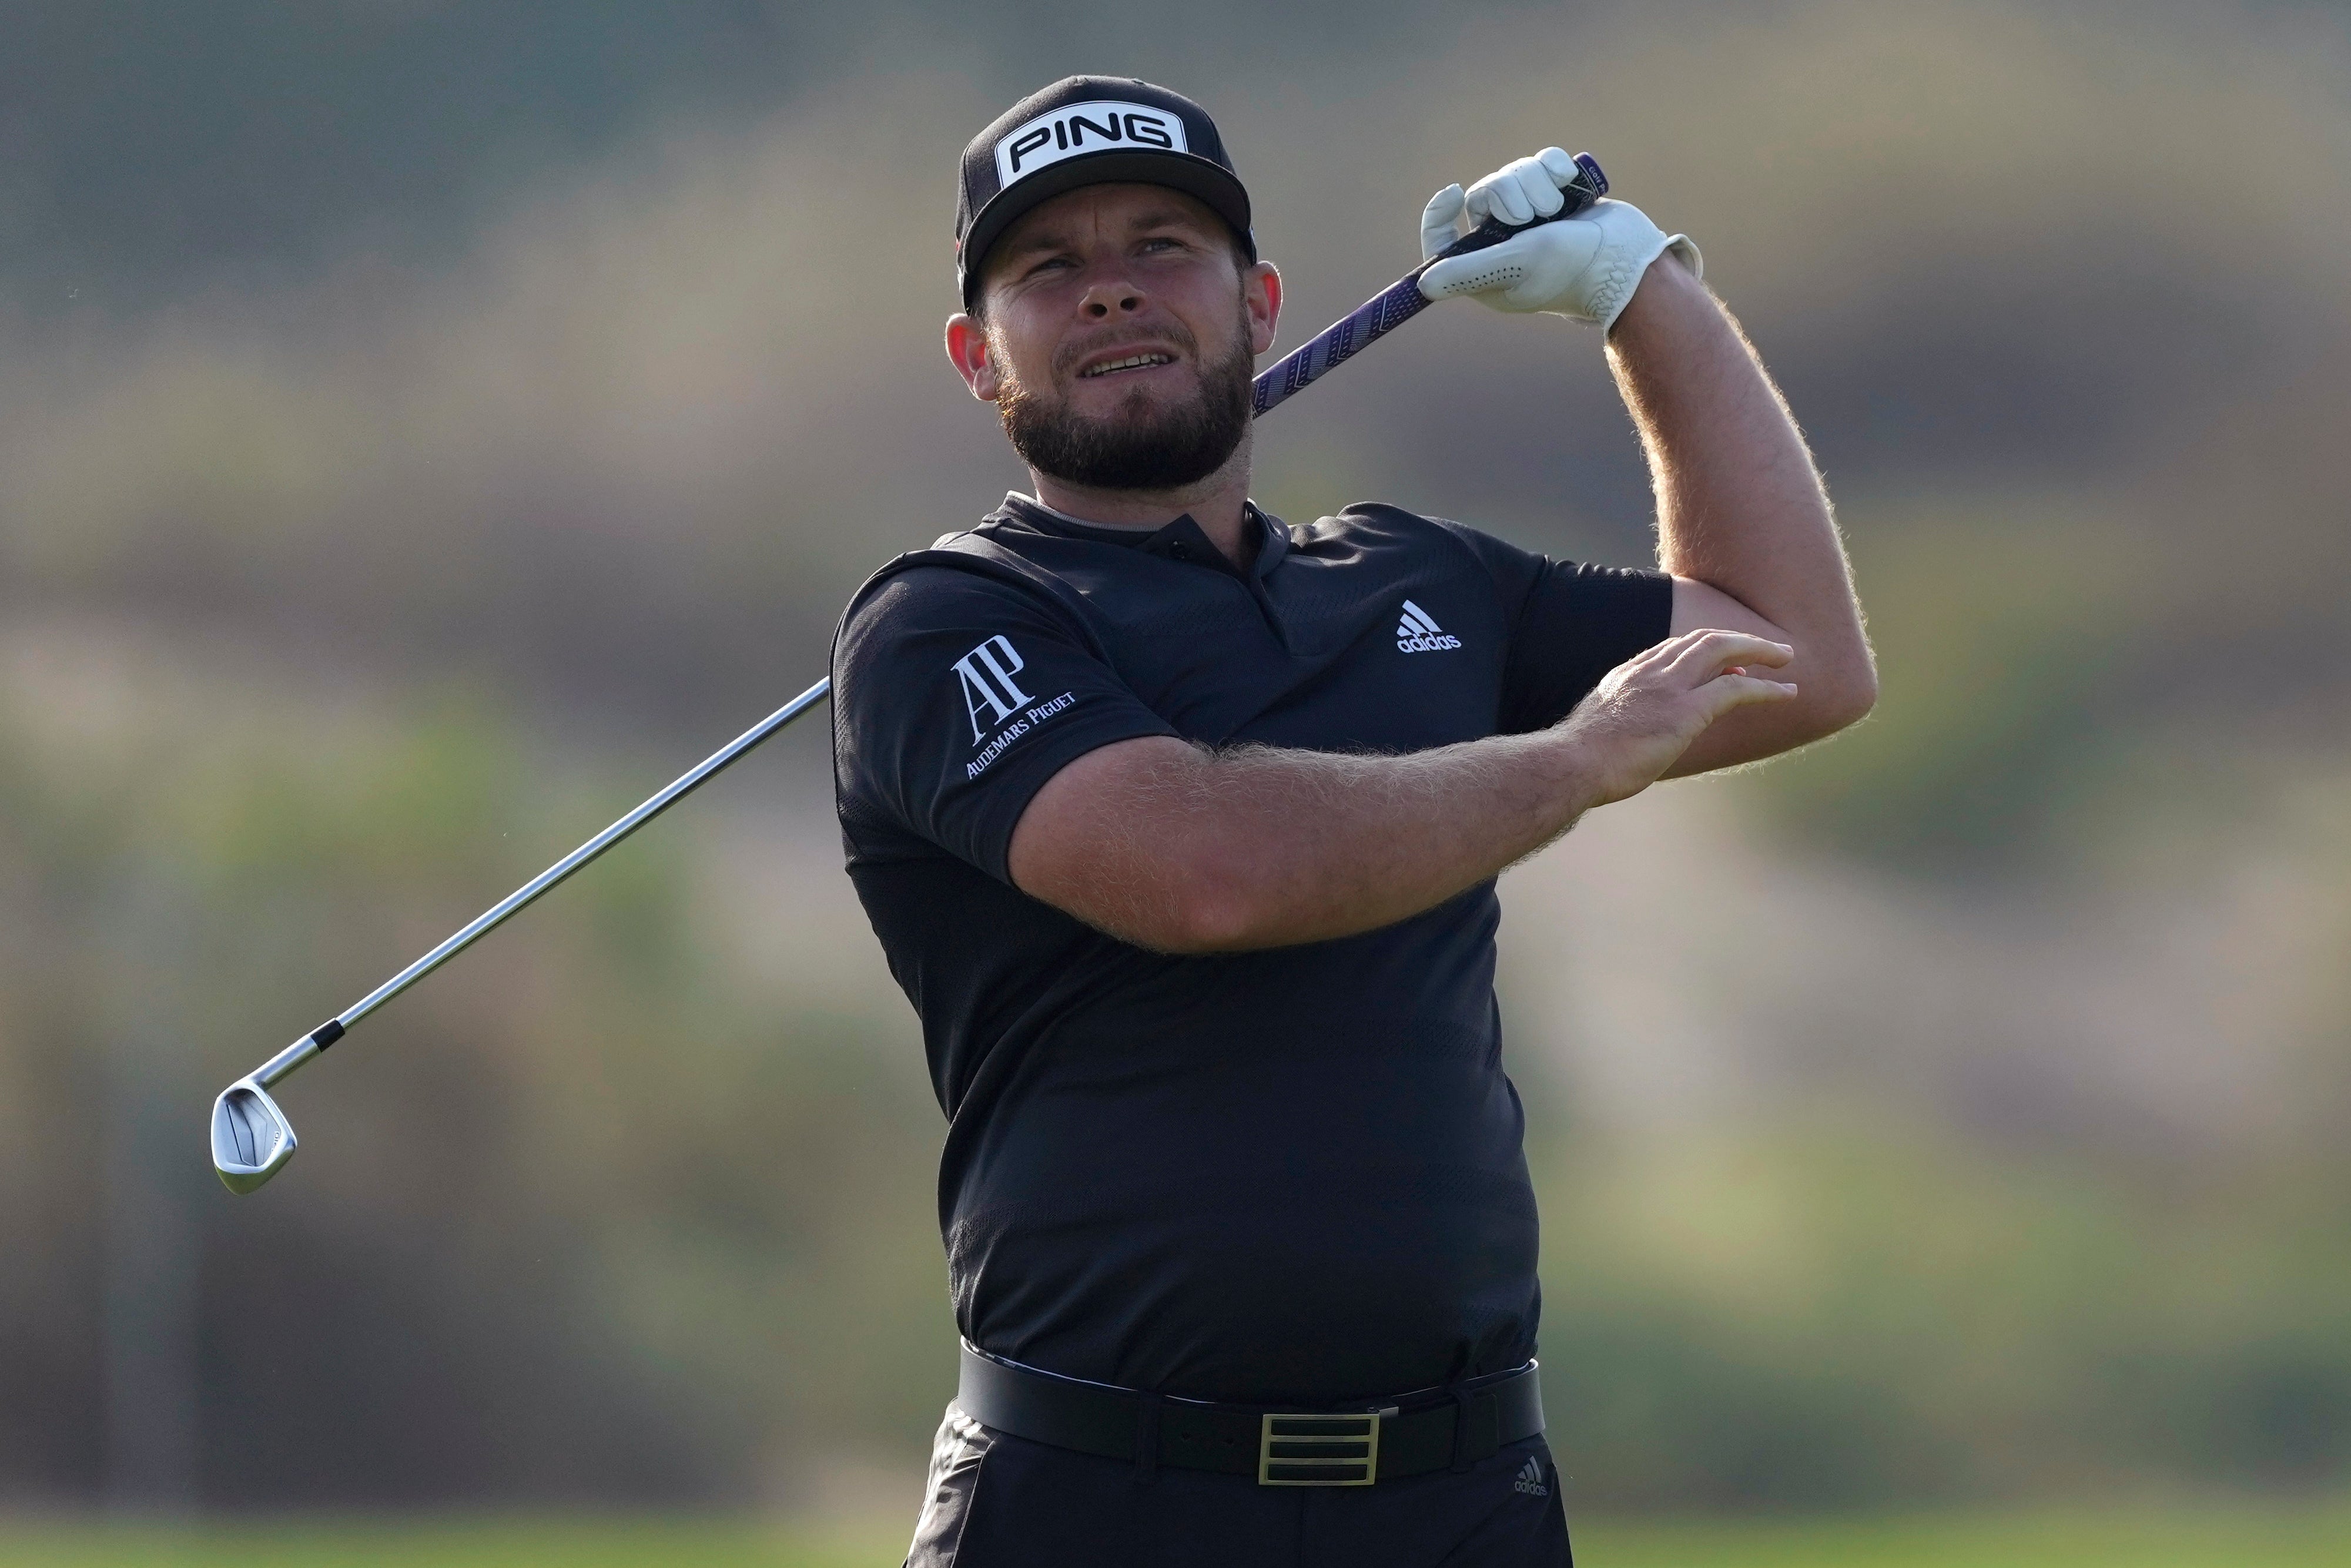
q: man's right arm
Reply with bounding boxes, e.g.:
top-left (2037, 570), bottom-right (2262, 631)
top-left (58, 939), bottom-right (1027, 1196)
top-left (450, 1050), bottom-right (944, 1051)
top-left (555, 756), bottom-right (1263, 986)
top-left (1006, 628), bottom-right (1796, 952)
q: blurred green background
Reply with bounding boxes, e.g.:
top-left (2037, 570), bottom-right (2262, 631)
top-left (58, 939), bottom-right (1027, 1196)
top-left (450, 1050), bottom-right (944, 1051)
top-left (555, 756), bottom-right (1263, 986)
top-left (4, 0), bottom-right (2348, 1560)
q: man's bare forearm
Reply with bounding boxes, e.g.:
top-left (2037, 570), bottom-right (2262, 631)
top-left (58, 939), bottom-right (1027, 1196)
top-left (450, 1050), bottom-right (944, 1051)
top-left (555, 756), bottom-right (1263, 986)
top-left (1012, 729), bottom-right (1597, 953)
top-left (1007, 630), bottom-right (1796, 954)
top-left (1609, 258), bottom-right (1876, 726)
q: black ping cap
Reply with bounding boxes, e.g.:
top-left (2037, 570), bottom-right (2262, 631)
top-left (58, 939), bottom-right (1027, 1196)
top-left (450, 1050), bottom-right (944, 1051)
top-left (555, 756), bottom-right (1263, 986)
top-left (955, 76), bottom-right (1254, 308)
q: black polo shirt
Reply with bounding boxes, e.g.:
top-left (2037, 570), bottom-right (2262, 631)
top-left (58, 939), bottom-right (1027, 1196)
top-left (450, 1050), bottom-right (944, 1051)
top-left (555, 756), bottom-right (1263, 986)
top-left (831, 494), bottom-right (1669, 1404)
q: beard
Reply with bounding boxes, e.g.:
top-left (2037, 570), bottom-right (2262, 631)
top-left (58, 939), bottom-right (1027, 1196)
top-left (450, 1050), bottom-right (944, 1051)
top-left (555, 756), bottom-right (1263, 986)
top-left (996, 317), bottom-right (1254, 492)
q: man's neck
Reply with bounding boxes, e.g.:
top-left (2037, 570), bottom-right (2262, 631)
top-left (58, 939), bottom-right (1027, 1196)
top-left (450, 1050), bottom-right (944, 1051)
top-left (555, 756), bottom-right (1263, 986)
top-left (1027, 440), bottom-right (1255, 566)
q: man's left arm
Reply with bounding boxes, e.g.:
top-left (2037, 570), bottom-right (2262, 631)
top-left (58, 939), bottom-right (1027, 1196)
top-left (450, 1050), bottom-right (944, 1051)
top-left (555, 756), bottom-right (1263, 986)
top-left (1421, 154), bottom-right (1876, 773)
top-left (1609, 255), bottom-right (1877, 774)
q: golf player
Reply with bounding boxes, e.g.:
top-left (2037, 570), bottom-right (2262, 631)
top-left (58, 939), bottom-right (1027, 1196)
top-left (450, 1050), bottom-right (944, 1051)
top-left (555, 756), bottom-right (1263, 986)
top-left (831, 76), bottom-right (1874, 1566)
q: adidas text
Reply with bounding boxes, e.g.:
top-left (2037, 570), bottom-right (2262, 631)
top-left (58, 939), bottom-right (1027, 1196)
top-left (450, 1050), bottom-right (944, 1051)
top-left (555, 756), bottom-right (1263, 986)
top-left (1513, 1455), bottom-right (1549, 1496)
top-left (1395, 598), bottom-right (1462, 654)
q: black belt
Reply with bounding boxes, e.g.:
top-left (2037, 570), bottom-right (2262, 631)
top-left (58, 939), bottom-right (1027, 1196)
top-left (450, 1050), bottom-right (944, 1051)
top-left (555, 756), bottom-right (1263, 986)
top-left (955, 1342), bottom-right (1544, 1486)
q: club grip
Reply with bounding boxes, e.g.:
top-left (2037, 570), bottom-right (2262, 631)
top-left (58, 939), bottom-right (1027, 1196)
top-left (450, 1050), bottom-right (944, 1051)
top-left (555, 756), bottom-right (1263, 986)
top-left (1247, 152), bottom-right (1609, 418)
top-left (1429, 152), bottom-right (1608, 264)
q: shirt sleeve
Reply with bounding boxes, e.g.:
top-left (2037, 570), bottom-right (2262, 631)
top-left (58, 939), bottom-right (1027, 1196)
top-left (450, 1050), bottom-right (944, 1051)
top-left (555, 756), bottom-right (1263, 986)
top-left (1429, 520), bottom-right (1674, 734)
top-left (833, 564), bottom-right (1183, 883)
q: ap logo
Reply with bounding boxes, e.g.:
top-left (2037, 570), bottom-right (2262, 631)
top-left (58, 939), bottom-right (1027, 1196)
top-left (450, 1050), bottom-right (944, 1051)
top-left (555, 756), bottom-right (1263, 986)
top-left (953, 635), bottom-right (1036, 744)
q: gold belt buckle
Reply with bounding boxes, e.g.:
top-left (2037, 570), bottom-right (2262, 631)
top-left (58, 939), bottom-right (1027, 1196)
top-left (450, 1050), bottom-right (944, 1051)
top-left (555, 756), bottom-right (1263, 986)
top-left (1257, 1410), bottom-right (1381, 1486)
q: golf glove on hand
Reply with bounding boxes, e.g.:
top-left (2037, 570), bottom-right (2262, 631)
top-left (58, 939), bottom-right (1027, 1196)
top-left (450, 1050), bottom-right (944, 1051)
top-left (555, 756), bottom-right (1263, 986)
top-left (1417, 148), bottom-right (1702, 332)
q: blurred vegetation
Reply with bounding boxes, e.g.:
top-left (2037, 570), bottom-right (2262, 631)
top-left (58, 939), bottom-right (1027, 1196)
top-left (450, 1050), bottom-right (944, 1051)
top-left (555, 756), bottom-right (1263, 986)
top-left (4, 0), bottom-right (2349, 1525)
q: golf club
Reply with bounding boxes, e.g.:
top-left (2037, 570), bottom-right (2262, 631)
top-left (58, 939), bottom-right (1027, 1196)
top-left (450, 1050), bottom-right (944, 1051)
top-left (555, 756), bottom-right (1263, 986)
top-left (209, 676), bottom-right (834, 1192)
top-left (212, 153), bottom-right (1609, 1194)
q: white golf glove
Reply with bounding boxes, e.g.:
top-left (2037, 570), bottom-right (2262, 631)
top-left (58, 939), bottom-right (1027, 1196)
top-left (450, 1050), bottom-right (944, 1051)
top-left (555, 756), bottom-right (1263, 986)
top-left (1416, 148), bottom-right (1702, 332)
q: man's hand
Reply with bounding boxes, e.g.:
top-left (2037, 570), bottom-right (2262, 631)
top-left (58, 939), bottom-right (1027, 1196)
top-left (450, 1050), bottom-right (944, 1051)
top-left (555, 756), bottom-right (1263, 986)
top-left (1556, 629), bottom-right (1797, 806)
top-left (1416, 148), bottom-right (1702, 331)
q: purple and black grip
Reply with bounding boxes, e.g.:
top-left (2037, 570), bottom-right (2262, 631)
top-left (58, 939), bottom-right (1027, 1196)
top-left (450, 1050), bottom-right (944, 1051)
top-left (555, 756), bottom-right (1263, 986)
top-left (1250, 152), bottom-right (1607, 417)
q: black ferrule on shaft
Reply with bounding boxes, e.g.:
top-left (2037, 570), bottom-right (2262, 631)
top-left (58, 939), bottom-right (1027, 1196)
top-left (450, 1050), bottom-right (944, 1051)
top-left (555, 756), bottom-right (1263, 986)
top-left (311, 1018), bottom-right (346, 1051)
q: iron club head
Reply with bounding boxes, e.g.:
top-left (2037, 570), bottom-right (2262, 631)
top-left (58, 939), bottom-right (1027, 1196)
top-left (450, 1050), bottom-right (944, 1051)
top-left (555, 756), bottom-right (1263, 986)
top-left (212, 1078), bottom-right (298, 1194)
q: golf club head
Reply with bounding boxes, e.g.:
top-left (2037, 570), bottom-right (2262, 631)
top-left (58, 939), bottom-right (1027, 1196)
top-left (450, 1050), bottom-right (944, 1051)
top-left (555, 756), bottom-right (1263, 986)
top-left (212, 1078), bottom-right (297, 1194)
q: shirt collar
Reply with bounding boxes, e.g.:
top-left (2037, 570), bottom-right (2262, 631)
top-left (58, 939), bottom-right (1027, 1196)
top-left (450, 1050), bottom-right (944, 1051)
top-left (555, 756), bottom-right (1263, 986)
top-left (992, 492), bottom-right (1291, 578)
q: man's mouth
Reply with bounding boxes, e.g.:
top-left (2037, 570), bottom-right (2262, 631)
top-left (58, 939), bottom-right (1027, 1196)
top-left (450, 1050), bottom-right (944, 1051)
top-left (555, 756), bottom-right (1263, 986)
top-left (1079, 351), bottom-right (1177, 378)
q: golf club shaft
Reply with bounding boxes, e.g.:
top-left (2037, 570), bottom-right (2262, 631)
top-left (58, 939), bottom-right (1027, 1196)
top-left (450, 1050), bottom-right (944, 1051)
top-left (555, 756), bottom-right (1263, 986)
top-left (1250, 152), bottom-right (1606, 417)
top-left (257, 675), bottom-right (835, 1090)
top-left (235, 153), bottom-right (1610, 1100)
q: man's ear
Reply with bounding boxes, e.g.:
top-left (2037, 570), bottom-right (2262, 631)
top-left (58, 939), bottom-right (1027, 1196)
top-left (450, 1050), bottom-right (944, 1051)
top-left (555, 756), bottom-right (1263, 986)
top-left (945, 314), bottom-right (1002, 402)
top-left (1245, 262), bottom-right (1282, 358)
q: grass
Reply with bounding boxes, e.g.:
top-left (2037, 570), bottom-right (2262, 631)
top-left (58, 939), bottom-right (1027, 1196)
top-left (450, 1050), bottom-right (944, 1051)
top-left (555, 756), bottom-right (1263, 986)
top-left (0, 1519), bottom-right (894, 1568)
top-left (0, 1503), bottom-right (2343, 1566)
top-left (1573, 1502), bottom-right (2351, 1566)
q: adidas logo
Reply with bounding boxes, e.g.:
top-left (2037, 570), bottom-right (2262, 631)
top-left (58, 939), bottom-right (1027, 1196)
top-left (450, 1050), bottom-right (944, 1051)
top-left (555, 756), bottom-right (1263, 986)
top-left (1395, 599), bottom-right (1462, 653)
top-left (1513, 1454), bottom-right (1549, 1496)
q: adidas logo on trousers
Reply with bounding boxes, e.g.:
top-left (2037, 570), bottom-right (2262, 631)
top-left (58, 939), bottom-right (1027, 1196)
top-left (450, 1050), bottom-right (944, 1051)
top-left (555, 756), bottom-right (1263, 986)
top-left (1513, 1454), bottom-right (1549, 1496)
top-left (1395, 599), bottom-right (1462, 653)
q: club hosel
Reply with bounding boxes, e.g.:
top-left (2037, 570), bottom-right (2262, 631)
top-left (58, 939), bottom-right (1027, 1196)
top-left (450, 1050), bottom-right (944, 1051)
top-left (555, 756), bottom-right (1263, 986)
top-left (254, 1018), bottom-right (344, 1088)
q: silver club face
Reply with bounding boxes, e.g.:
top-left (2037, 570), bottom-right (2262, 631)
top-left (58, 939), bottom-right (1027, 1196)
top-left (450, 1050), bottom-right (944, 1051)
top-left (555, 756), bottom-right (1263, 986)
top-left (212, 1080), bottom-right (297, 1194)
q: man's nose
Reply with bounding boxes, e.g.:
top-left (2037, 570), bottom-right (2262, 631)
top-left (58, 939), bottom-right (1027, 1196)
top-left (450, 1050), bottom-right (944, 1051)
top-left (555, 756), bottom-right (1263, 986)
top-left (1078, 274), bottom-right (1144, 319)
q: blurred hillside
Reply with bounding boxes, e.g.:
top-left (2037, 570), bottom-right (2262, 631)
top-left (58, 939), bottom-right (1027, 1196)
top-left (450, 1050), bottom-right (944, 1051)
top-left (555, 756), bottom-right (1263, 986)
top-left (3, 0), bottom-right (2348, 1517)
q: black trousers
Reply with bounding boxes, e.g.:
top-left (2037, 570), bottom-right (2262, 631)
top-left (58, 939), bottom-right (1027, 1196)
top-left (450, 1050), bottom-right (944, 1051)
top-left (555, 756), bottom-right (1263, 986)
top-left (906, 1405), bottom-right (1573, 1567)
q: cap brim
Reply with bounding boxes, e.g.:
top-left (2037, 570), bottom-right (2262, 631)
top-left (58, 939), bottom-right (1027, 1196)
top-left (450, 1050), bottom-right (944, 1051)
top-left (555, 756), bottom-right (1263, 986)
top-left (960, 149), bottom-right (1253, 306)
